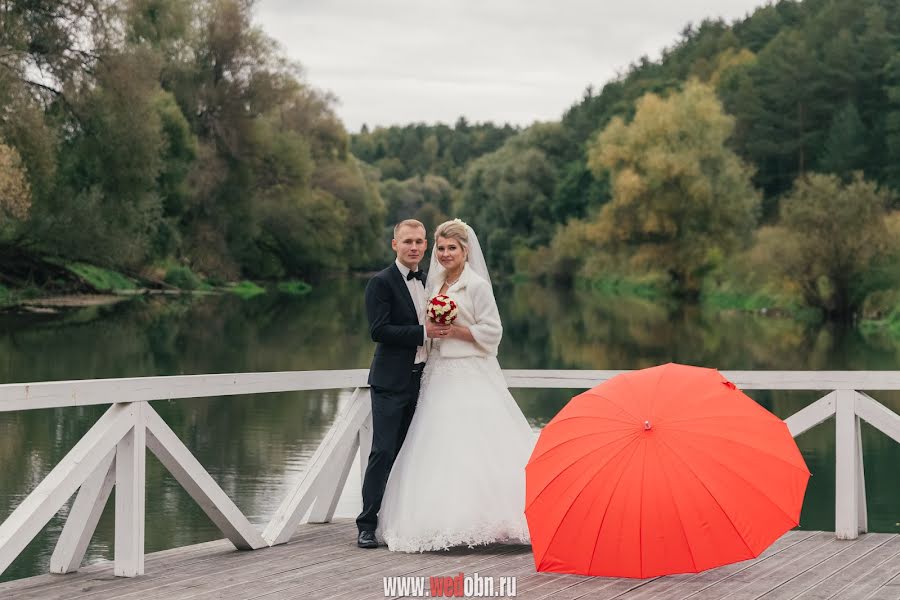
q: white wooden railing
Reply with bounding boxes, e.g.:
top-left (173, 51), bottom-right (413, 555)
top-left (1, 370), bottom-right (899, 579)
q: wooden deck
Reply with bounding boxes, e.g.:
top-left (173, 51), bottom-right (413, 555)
top-left (1, 521), bottom-right (898, 599)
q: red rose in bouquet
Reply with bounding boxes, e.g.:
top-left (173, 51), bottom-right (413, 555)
top-left (427, 294), bottom-right (458, 325)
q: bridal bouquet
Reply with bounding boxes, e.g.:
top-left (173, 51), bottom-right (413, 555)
top-left (427, 294), bottom-right (458, 325)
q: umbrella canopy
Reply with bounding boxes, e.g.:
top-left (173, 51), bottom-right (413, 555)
top-left (525, 363), bottom-right (810, 578)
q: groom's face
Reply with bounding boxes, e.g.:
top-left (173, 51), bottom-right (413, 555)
top-left (392, 225), bottom-right (427, 270)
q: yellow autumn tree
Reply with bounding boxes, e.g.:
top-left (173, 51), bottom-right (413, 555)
top-left (0, 142), bottom-right (31, 224)
top-left (587, 79), bottom-right (761, 293)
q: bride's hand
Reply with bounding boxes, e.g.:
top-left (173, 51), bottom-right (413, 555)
top-left (446, 324), bottom-right (475, 342)
top-left (426, 320), bottom-right (450, 338)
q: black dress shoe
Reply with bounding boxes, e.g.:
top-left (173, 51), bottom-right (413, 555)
top-left (357, 530), bottom-right (378, 548)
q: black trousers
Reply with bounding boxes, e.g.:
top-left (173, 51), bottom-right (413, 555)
top-left (356, 366), bottom-right (423, 533)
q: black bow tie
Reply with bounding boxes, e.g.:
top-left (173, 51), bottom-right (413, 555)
top-left (406, 270), bottom-right (425, 285)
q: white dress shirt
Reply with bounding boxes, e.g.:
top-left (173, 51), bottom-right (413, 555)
top-left (395, 259), bottom-right (429, 364)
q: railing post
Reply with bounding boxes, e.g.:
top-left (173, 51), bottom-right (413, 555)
top-left (854, 392), bottom-right (868, 534)
top-left (115, 401), bottom-right (146, 577)
top-left (834, 389), bottom-right (865, 539)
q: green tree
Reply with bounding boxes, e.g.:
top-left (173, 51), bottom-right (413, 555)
top-left (763, 173), bottom-right (894, 319)
top-left (818, 103), bottom-right (868, 179)
top-left (587, 80), bottom-right (761, 294)
top-left (460, 123), bottom-right (565, 272)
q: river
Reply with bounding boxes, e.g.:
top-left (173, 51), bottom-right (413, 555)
top-left (1, 279), bottom-right (898, 581)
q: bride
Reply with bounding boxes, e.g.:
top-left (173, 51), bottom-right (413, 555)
top-left (376, 219), bottom-right (536, 552)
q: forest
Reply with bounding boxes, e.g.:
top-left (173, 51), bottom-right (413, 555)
top-left (1, 0), bottom-right (899, 326)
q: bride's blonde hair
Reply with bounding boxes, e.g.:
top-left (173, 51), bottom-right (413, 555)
top-left (434, 220), bottom-right (469, 255)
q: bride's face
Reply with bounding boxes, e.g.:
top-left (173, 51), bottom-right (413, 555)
top-left (436, 236), bottom-right (466, 273)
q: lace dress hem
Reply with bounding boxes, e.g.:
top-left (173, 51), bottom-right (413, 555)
top-left (380, 521), bottom-right (531, 553)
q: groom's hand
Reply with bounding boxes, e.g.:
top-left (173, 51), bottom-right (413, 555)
top-left (425, 321), bottom-right (450, 339)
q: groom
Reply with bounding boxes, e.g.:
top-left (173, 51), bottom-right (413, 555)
top-left (357, 219), bottom-right (449, 548)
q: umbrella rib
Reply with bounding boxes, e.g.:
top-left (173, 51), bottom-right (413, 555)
top-left (654, 437), bottom-right (757, 559)
top-left (662, 426), bottom-right (810, 476)
top-left (646, 363), bottom-right (670, 424)
top-left (658, 451), bottom-right (699, 573)
top-left (528, 428), bottom-right (636, 467)
top-left (547, 414), bottom-right (637, 428)
top-left (539, 436), bottom-right (642, 566)
top-left (660, 414), bottom-right (781, 427)
top-left (651, 386), bottom-right (743, 422)
top-left (586, 439), bottom-right (645, 574)
top-left (526, 430), bottom-right (639, 509)
top-left (586, 391), bottom-right (643, 423)
top-left (639, 438), bottom-right (648, 578)
top-left (621, 374), bottom-right (650, 422)
top-left (665, 435), bottom-right (804, 527)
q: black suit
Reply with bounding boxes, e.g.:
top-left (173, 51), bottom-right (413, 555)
top-left (356, 263), bottom-right (426, 533)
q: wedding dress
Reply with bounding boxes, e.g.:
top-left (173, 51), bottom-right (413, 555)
top-left (376, 225), bottom-right (536, 552)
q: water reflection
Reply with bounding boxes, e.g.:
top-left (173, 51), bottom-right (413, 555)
top-left (1, 280), bottom-right (898, 582)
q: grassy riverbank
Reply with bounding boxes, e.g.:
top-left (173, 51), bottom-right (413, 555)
top-left (0, 257), bottom-right (312, 311)
top-left (575, 272), bottom-right (900, 338)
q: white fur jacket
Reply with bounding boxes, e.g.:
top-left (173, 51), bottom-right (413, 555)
top-left (426, 263), bottom-right (502, 359)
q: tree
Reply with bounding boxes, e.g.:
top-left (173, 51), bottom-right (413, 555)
top-left (884, 52), bottom-right (900, 194)
top-left (459, 124), bottom-right (565, 272)
top-left (763, 173), bottom-right (893, 319)
top-left (818, 103), bottom-right (868, 178)
top-left (587, 80), bottom-right (761, 294)
top-left (721, 31), bottom-right (830, 200)
top-left (0, 143), bottom-right (31, 224)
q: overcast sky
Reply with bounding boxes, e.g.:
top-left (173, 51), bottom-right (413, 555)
top-left (256, 0), bottom-right (769, 132)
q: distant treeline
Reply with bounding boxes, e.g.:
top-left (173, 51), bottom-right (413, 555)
top-left (2, 0), bottom-right (899, 322)
top-left (353, 0), bottom-right (900, 321)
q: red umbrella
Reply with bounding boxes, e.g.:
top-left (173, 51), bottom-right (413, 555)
top-left (525, 363), bottom-right (810, 578)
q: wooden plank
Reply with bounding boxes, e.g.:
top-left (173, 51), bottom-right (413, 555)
top-left (144, 405), bottom-right (267, 550)
top-left (0, 522), bottom-right (353, 598)
top-left (0, 403), bottom-right (134, 576)
top-left (528, 576), bottom-right (627, 600)
top-left (793, 536), bottom-right (900, 599)
top-left (263, 545), bottom-right (528, 600)
top-left (835, 390), bottom-right (861, 540)
top-left (50, 450), bottom-right (116, 573)
top-left (672, 532), bottom-right (837, 599)
top-left (785, 393), bottom-right (836, 437)
top-left (319, 550), bottom-right (514, 600)
top-left (155, 534), bottom-right (451, 600)
top-left (186, 546), bottom-right (423, 600)
top-left (115, 402), bottom-right (146, 577)
top-left (107, 532), bottom-right (370, 600)
top-left (350, 548), bottom-right (531, 600)
top-left (689, 536), bottom-right (865, 600)
top-left (82, 523), bottom-right (357, 599)
top-left (828, 543), bottom-right (900, 600)
top-left (753, 533), bottom-right (894, 599)
top-left (263, 390), bottom-right (371, 545)
top-left (4, 522), bottom-right (360, 600)
top-left (502, 572), bottom-right (585, 599)
top-left (3, 526), bottom-right (898, 600)
top-left (610, 530), bottom-right (819, 600)
top-left (0, 370), bottom-right (370, 412)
